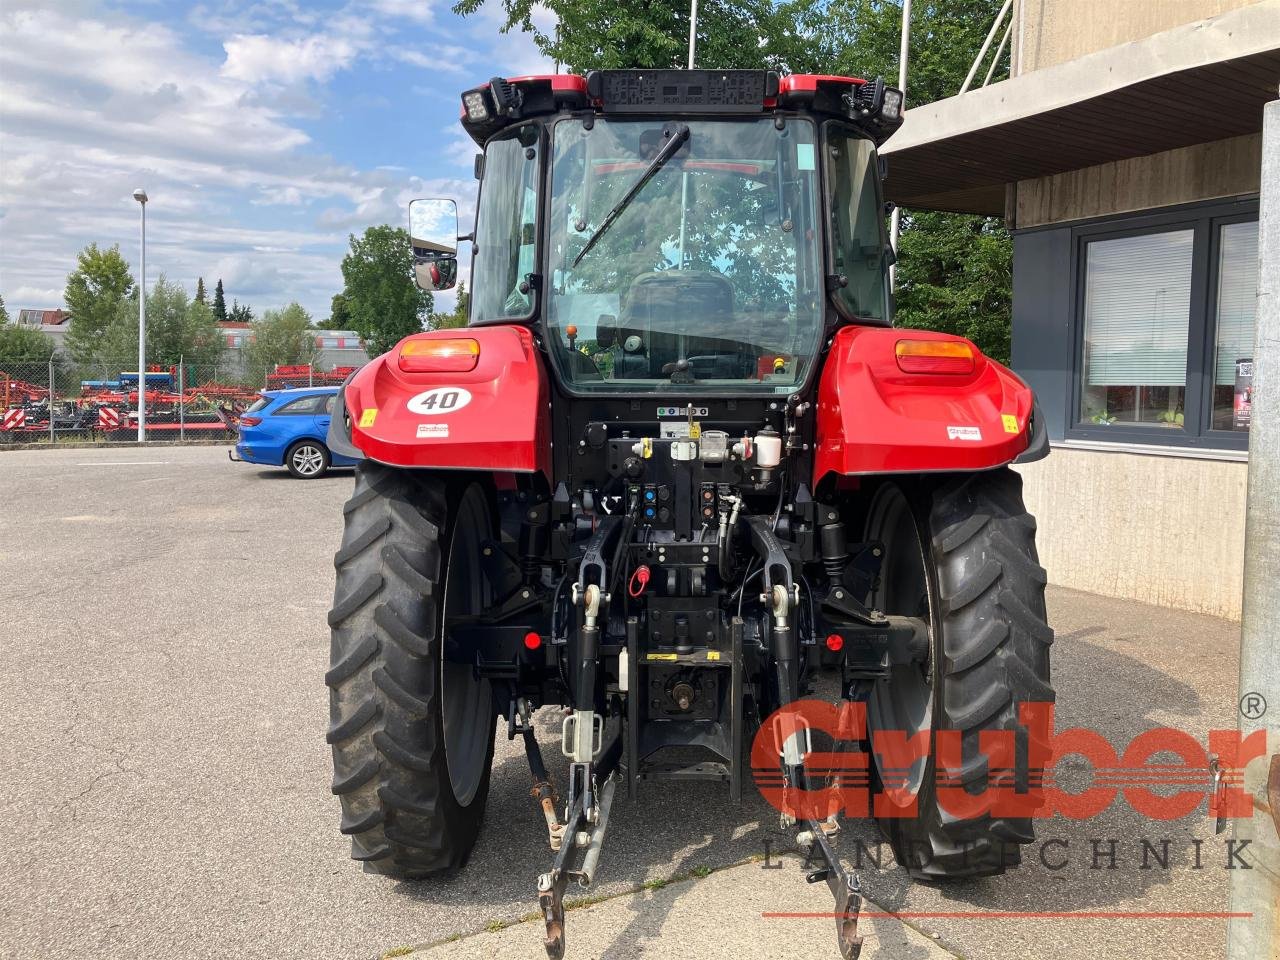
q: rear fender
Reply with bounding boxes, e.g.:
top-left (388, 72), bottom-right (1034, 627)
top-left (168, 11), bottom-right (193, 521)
top-left (813, 326), bottom-right (1042, 485)
top-left (335, 325), bottom-right (551, 478)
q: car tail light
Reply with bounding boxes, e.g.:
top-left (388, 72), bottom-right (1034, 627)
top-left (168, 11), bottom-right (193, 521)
top-left (895, 339), bottom-right (975, 374)
top-left (239, 415), bottom-right (262, 427)
top-left (398, 337), bottom-right (480, 373)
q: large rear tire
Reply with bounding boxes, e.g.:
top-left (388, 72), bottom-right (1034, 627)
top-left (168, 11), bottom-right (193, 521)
top-left (326, 464), bottom-right (497, 878)
top-left (865, 468), bottom-right (1054, 880)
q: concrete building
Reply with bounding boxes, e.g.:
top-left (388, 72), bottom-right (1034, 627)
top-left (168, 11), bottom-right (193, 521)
top-left (884, 0), bottom-right (1279, 620)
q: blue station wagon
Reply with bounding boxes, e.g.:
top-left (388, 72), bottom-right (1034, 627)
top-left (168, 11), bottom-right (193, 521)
top-left (229, 386), bottom-right (358, 479)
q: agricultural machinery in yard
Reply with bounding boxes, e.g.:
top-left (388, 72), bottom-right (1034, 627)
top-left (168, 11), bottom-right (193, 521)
top-left (325, 69), bottom-right (1052, 959)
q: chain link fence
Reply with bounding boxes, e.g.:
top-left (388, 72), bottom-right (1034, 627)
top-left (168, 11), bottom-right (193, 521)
top-left (0, 355), bottom-right (368, 445)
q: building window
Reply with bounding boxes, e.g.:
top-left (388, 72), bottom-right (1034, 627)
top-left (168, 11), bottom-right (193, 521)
top-left (1211, 221), bottom-right (1258, 432)
top-left (1068, 199), bottom-right (1257, 451)
top-left (1080, 230), bottom-right (1193, 429)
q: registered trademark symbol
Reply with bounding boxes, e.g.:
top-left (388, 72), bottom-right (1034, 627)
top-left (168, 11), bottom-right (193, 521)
top-left (1239, 692), bottom-right (1267, 721)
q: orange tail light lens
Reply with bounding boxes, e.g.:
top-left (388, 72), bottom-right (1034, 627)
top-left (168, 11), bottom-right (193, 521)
top-left (895, 339), bottom-right (975, 374)
top-left (398, 337), bottom-right (480, 373)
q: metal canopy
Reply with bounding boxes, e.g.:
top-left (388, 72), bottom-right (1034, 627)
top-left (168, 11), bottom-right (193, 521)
top-left (881, 4), bottom-right (1280, 216)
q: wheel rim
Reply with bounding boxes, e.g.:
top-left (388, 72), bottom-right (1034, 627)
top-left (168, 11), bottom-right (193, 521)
top-left (292, 445), bottom-right (324, 476)
top-left (865, 483), bottom-right (937, 804)
top-left (440, 487), bottom-right (494, 807)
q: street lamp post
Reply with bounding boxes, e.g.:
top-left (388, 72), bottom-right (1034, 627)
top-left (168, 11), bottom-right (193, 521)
top-left (132, 188), bottom-right (147, 441)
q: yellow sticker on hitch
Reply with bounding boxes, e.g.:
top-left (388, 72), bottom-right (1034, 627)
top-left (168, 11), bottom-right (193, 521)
top-left (706, 650), bottom-right (720, 661)
top-left (359, 408), bottom-right (378, 428)
top-left (1002, 414), bottom-right (1019, 434)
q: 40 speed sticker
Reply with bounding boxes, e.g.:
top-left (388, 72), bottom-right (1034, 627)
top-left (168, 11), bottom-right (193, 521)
top-left (407, 386), bottom-right (472, 415)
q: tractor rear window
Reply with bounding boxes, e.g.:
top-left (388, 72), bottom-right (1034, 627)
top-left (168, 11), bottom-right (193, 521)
top-left (546, 117), bottom-right (823, 393)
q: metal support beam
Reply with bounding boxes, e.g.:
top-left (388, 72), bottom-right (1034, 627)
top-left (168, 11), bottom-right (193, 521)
top-left (888, 0), bottom-right (911, 290)
top-left (1226, 93), bottom-right (1280, 960)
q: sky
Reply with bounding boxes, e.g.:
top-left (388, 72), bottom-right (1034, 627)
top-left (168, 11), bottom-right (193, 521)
top-left (0, 0), bottom-right (556, 321)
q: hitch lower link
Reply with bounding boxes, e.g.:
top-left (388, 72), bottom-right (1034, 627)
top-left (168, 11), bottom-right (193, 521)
top-left (767, 565), bottom-right (865, 960)
top-left (533, 580), bottom-right (622, 960)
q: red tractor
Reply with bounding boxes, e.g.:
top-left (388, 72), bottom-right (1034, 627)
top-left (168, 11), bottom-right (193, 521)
top-left (325, 70), bottom-right (1052, 959)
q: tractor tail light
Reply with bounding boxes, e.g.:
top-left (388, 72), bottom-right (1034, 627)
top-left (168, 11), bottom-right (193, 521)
top-left (239, 416), bottom-right (262, 427)
top-left (895, 339), bottom-right (975, 374)
top-left (398, 337), bottom-right (480, 373)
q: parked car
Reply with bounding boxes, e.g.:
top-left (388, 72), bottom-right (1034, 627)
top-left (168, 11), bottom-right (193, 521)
top-left (229, 387), bottom-right (358, 479)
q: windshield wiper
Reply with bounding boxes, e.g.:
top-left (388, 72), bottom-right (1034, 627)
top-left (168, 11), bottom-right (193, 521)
top-left (572, 122), bottom-right (690, 268)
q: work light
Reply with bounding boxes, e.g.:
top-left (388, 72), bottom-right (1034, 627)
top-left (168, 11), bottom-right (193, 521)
top-left (462, 89), bottom-right (490, 122)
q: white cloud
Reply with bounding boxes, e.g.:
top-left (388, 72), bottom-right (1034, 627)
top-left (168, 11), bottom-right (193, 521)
top-left (368, 0), bottom-right (436, 24)
top-left (0, 0), bottom-right (556, 319)
top-left (221, 31), bottom-right (363, 85)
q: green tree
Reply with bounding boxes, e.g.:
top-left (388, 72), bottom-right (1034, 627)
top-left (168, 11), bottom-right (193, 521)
top-left (63, 243), bottom-right (135, 364)
top-left (317, 293), bottom-right (353, 330)
top-left (0, 293), bottom-right (9, 325)
top-left (244, 302), bottom-right (319, 381)
top-left (194, 276), bottom-right (207, 304)
top-left (212, 279), bottom-right (227, 323)
top-left (339, 225), bottom-right (432, 355)
top-left (429, 282), bottom-right (470, 330)
top-left (0, 323), bottom-right (57, 361)
top-left (455, 0), bottom-right (781, 71)
top-left (101, 276), bottom-right (225, 365)
top-left (772, 0), bottom-right (1013, 356)
top-left (227, 300), bottom-right (254, 324)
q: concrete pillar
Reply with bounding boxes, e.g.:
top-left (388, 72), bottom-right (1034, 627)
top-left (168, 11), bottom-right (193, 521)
top-left (1226, 94), bottom-right (1280, 960)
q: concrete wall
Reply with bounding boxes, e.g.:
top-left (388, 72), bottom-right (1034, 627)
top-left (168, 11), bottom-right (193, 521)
top-left (1016, 134), bottom-right (1262, 228)
top-left (1017, 447), bottom-right (1247, 619)
top-left (1014, 0), bottom-right (1263, 74)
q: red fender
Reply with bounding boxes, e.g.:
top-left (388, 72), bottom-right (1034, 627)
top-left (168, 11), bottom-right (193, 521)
top-left (342, 325), bottom-right (551, 477)
top-left (813, 326), bottom-right (1034, 484)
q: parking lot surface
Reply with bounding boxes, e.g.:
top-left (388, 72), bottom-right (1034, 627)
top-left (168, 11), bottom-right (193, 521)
top-left (0, 446), bottom-right (1241, 959)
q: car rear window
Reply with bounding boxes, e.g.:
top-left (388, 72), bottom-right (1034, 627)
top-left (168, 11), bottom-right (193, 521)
top-left (275, 394), bottom-right (326, 415)
top-left (245, 395), bottom-right (273, 413)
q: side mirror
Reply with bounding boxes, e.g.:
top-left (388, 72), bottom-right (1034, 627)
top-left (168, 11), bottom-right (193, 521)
top-left (413, 258), bottom-right (458, 292)
top-left (410, 198), bottom-right (459, 292)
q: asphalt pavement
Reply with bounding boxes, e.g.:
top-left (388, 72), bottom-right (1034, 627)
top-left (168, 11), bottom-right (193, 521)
top-left (0, 445), bottom-right (1243, 959)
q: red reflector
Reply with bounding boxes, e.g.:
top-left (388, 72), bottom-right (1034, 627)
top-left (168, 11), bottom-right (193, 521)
top-left (523, 632), bottom-right (542, 650)
top-left (238, 416), bottom-right (262, 427)
top-left (398, 337), bottom-right (480, 373)
top-left (825, 634), bottom-right (844, 653)
top-left (895, 339), bottom-right (975, 374)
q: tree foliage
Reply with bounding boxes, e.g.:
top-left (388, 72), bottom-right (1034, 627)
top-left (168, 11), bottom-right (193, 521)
top-left (0, 322), bottom-right (57, 361)
top-left (227, 300), bottom-right (254, 325)
top-left (339, 225), bottom-right (432, 355)
top-left (244, 302), bottom-right (318, 381)
top-left (429, 283), bottom-right (470, 330)
top-left (213, 279), bottom-right (227, 323)
top-left (316, 293), bottom-right (353, 330)
top-left (194, 276), bottom-right (207, 304)
top-left (0, 294), bottom-right (9, 326)
top-left (64, 243), bottom-right (135, 364)
top-left (454, 0), bottom-right (781, 71)
top-left (100, 275), bottom-right (225, 365)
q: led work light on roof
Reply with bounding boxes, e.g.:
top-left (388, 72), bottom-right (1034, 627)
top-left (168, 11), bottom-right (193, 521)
top-left (462, 89), bottom-right (490, 123)
top-left (881, 87), bottom-right (904, 122)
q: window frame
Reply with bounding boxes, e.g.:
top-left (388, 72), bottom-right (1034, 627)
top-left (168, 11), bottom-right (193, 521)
top-left (1066, 197), bottom-right (1258, 452)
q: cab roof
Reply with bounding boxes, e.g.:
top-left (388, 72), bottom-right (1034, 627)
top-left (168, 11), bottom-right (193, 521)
top-left (459, 69), bottom-right (903, 147)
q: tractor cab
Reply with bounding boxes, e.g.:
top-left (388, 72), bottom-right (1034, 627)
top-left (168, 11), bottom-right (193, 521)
top-left (411, 70), bottom-right (901, 396)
